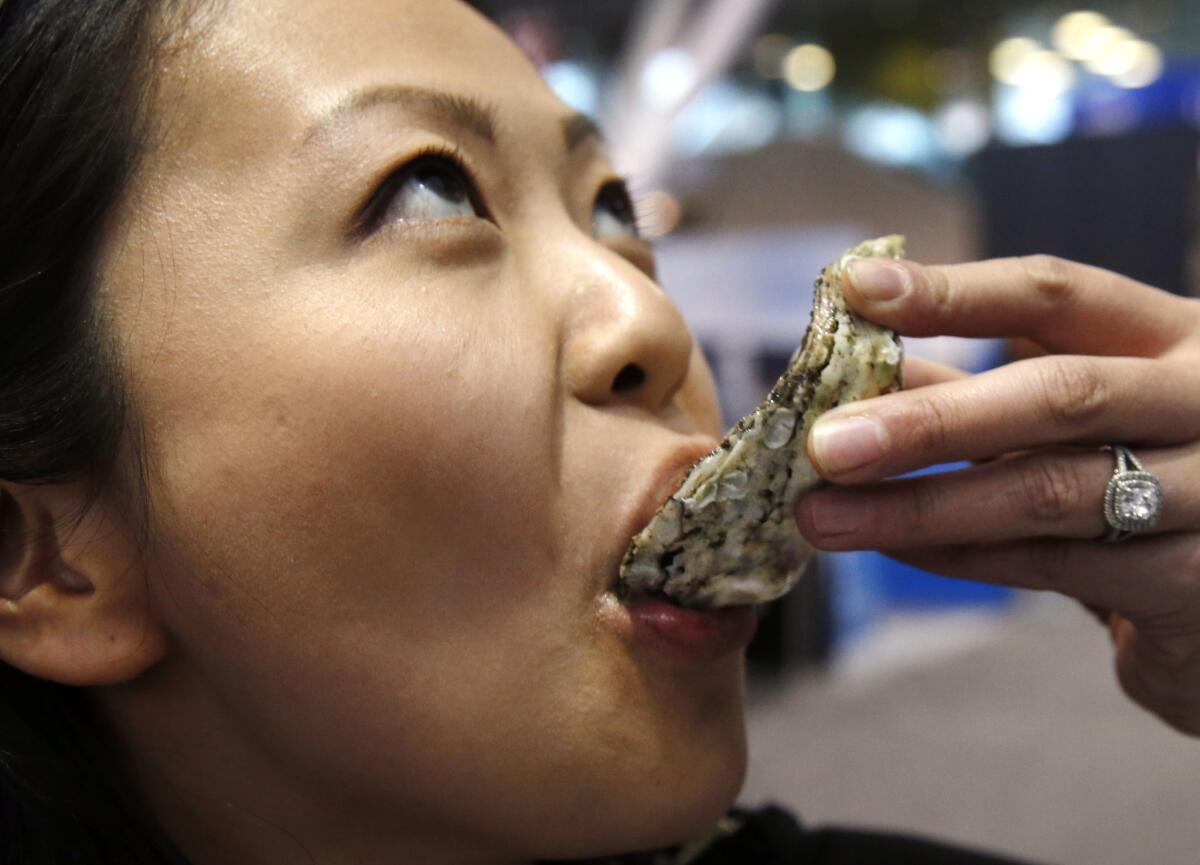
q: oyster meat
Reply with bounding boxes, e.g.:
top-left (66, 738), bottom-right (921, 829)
top-left (617, 235), bottom-right (906, 608)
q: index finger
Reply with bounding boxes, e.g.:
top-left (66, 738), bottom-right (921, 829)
top-left (806, 354), bottom-right (1200, 483)
top-left (843, 254), bottom-right (1198, 357)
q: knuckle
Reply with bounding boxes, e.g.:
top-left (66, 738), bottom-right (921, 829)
top-left (896, 480), bottom-right (940, 541)
top-left (917, 265), bottom-right (955, 322)
top-left (1023, 539), bottom-right (1074, 591)
top-left (1019, 254), bottom-right (1076, 307)
top-left (1115, 627), bottom-right (1200, 733)
top-left (904, 391), bottom-right (958, 457)
top-left (1015, 457), bottom-right (1085, 526)
top-left (1145, 636), bottom-right (1200, 672)
top-left (1034, 356), bottom-right (1109, 429)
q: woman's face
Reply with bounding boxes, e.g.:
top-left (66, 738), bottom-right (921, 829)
top-left (93, 0), bottom-right (744, 861)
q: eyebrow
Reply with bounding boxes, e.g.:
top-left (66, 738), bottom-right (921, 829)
top-left (301, 85), bottom-right (499, 151)
top-left (562, 111), bottom-right (603, 152)
top-left (300, 84), bottom-right (602, 156)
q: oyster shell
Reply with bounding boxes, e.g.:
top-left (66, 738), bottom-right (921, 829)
top-left (617, 235), bottom-right (906, 608)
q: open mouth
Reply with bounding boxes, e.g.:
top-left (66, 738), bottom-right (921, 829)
top-left (615, 583), bottom-right (681, 607)
top-left (611, 537), bottom-right (693, 608)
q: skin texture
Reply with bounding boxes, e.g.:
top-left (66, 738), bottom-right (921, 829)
top-left (796, 255), bottom-right (1200, 737)
top-left (2, 2), bottom-right (1197, 862)
top-left (0, 2), bottom-right (747, 863)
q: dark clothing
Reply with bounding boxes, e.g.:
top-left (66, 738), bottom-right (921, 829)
top-left (570, 805), bottom-right (1045, 865)
top-left (687, 805), bottom-right (1044, 865)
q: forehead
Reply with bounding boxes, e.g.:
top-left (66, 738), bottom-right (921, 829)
top-left (152, 0), bottom-right (559, 166)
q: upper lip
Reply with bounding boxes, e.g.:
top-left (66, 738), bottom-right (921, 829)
top-left (609, 435), bottom-right (720, 591)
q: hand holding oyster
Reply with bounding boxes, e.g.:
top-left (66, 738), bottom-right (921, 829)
top-left (617, 235), bottom-right (907, 608)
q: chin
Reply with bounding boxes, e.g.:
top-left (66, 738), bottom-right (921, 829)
top-left (610, 656), bottom-right (751, 852)
top-left (530, 707), bottom-right (749, 861)
top-left (633, 732), bottom-right (749, 849)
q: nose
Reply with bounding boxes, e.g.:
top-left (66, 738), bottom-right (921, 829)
top-left (559, 249), bottom-right (695, 414)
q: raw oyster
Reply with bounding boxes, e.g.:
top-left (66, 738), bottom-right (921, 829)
top-left (617, 235), bottom-right (906, 608)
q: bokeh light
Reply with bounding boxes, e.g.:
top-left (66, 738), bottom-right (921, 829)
top-left (844, 103), bottom-right (936, 167)
top-left (641, 47), bottom-right (696, 108)
top-left (1081, 25), bottom-right (1136, 72)
top-left (1052, 11), bottom-right (1110, 60)
top-left (995, 87), bottom-right (1073, 145)
top-left (1092, 37), bottom-right (1147, 77)
top-left (1011, 49), bottom-right (1076, 95)
top-left (1110, 41), bottom-right (1164, 88)
top-left (989, 37), bottom-right (1041, 85)
top-left (934, 99), bottom-right (991, 157)
top-left (783, 43), bottom-right (836, 92)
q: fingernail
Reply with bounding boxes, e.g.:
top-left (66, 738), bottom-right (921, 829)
top-left (847, 259), bottom-right (910, 303)
top-left (810, 415), bottom-right (888, 475)
top-left (797, 491), bottom-right (866, 540)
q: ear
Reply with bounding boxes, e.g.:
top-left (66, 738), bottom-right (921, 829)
top-left (0, 482), bottom-right (167, 686)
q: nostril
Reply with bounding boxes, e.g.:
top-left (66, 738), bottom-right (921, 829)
top-left (611, 363), bottom-right (646, 393)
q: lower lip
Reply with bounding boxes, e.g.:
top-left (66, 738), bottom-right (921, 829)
top-left (613, 595), bottom-right (758, 663)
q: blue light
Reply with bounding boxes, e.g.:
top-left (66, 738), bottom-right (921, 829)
top-left (541, 60), bottom-right (600, 116)
top-left (843, 103), bottom-right (938, 167)
top-left (994, 84), bottom-right (1074, 145)
top-left (672, 81), bottom-right (781, 157)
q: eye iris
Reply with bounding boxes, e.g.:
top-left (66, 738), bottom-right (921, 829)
top-left (605, 187), bottom-right (633, 224)
top-left (594, 182), bottom-right (639, 238)
top-left (383, 156), bottom-right (478, 223)
top-left (413, 164), bottom-right (466, 205)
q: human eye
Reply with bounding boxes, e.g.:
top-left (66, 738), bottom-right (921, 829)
top-left (591, 179), bottom-right (640, 240)
top-left (360, 146), bottom-right (490, 234)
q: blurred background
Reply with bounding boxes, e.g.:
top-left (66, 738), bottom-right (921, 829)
top-left (471, 2), bottom-right (1200, 862)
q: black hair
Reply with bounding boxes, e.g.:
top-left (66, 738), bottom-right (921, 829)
top-left (0, 3), bottom-right (685, 862)
top-left (0, 0), bottom-right (196, 860)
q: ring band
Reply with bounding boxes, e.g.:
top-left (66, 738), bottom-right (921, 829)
top-left (1102, 445), bottom-right (1163, 543)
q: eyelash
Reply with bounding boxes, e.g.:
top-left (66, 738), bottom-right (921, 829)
top-left (356, 143), bottom-right (488, 237)
top-left (596, 180), bottom-right (640, 234)
top-left (354, 144), bottom-right (642, 241)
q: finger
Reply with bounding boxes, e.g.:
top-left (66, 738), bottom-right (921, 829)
top-left (841, 255), bottom-right (1199, 357)
top-left (795, 442), bottom-right (1199, 550)
top-left (1112, 618), bottom-right (1200, 736)
top-left (902, 356), bottom-right (968, 390)
top-left (807, 354), bottom-right (1200, 482)
top-left (879, 532), bottom-right (1199, 623)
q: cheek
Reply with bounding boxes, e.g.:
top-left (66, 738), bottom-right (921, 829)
top-left (124, 264), bottom-right (749, 851)
top-left (141, 296), bottom-right (561, 654)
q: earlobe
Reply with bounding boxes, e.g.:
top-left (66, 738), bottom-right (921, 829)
top-left (0, 484), bottom-right (166, 687)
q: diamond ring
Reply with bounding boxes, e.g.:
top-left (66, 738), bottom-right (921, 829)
top-left (1103, 445), bottom-right (1163, 543)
